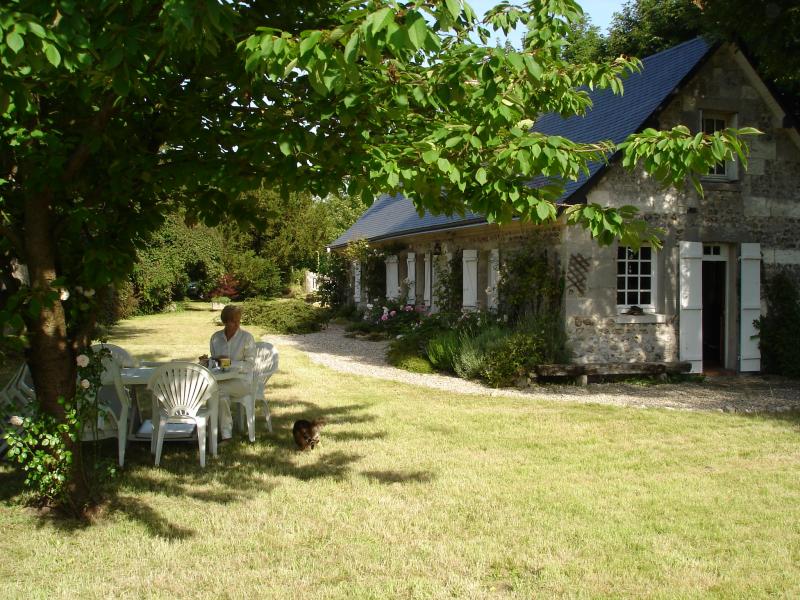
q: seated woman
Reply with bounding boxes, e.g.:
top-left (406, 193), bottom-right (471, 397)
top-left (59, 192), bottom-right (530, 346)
top-left (210, 304), bottom-right (255, 440)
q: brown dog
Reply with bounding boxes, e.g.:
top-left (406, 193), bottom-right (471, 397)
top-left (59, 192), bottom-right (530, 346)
top-left (292, 418), bottom-right (325, 450)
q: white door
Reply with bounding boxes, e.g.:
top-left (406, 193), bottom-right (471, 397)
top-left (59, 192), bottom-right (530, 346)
top-left (679, 241), bottom-right (703, 373)
top-left (739, 243), bottom-right (761, 372)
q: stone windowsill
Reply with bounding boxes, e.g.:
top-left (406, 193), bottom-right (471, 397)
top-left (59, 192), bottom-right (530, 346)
top-left (614, 313), bottom-right (668, 324)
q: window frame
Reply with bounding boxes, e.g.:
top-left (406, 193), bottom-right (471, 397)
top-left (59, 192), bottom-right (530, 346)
top-left (615, 244), bottom-right (658, 314)
top-left (699, 110), bottom-right (739, 181)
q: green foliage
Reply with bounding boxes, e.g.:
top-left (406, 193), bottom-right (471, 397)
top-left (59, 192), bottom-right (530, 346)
top-left (498, 241), bottom-right (563, 326)
top-left (433, 250), bottom-right (463, 315)
top-left (481, 332), bottom-right (544, 388)
top-left (452, 325), bottom-right (508, 380)
top-left (132, 213), bottom-right (225, 313)
top-left (342, 239), bottom-right (389, 302)
top-left (4, 405), bottom-right (77, 506)
top-left (240, 298), bottom-right (330, 334)
top-left (562, 15), bottom-right (607, 63)
top-left (387, 335), bottom-right (434, 374)
top-left (425, 330), bottom-right (461, 373)
top-left (365, 299), bottom-right (426, 335)
top-left (221, 187), bottom-right (366, 282)
top-left (755, 271), bottom-right (800, 378)
top-left (3, 347), bottom-right (112, 507)
top-left (224, 251), bottom-right (282, 299)
top-left (317, 250), bottom-right (351, 309)
top-left (605, 0), bottom-right (702, 60)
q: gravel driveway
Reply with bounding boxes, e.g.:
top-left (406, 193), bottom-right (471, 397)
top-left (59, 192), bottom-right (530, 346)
top-left (265, 325), bottom-right (800, 414)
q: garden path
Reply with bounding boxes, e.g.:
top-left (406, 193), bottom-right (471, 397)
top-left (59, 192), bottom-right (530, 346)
top-left (264, 325), bottom-right (800, 414)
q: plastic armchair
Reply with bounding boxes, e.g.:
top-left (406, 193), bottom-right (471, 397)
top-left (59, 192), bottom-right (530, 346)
top-left (229, 342), bottom-right (279, 441)
top-left (256, 342), bottom-right (279, 433)
top-left (91, 342), bottom-right (138, 368)
top-left (0, 363), bottom-right (35, 455)
top-left (147, 362), bottom-right (217, 467)
top-left (80, 355), bottom-right (131, 467)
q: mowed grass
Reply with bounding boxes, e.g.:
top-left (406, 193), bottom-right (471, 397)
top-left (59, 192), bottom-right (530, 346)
top-left (1, 305), bottom-right (799, 598)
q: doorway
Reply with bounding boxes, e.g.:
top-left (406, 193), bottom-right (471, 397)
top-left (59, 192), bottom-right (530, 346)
top-left (701, 244), bottom-right (728, 369)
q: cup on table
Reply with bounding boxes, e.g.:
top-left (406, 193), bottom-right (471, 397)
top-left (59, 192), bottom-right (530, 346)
top-left (219, 357), bottom-right (231, 370)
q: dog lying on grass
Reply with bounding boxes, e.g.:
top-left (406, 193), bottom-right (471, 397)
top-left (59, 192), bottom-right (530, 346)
top-left (292, 418), bottom-right (325, 450)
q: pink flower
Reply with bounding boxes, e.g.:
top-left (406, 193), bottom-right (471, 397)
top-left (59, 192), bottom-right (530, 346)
top-left (80, 379), bottom-right (90, 389)
top-left (76, 354), bottom-right (90, 368)
top-left (404, 305), bottom-right (413, 311)
top-left (381, 314), bottom-right (388, 321)
top-left (389, 310), bottom-right (396, 317)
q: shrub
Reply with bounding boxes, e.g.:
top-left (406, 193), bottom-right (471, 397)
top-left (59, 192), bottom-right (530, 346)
top-left (210, 273), bottom-right (240, 301)
top-left (97, 280), bottom-right (139, 326)
top-left (387, 335), bottom-right (434, 374)
top-left (755, 271), bottom-right (800, 378)
top-left (240, 298), bottom-right (330, 334)
top-left (481, 332), bottom-right (543, 388)
top-left (225, 251), bottom-right (282, 298)
top-left (425, 330), bottom-right (461, 372)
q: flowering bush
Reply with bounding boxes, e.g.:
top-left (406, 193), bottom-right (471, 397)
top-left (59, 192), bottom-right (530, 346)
top-left (4, 347), bottom-right (112, 506)
top-left (364, 299), bottom-right (426, 335)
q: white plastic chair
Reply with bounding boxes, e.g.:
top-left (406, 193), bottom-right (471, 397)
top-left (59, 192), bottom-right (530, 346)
top-left (80, 355), bottom-right (131, 467)
top-left (91, 342), bottom-right (138, 368)
top-left (230, 342), bottom-right (278, 441)
top-left (0, 363), bottom-right (35, 455)
top-left (147, 362), bottom-right (217, 467)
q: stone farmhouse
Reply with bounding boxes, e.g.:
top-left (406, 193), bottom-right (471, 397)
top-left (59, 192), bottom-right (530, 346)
top-left (329, 38), bottom-right (800, 374)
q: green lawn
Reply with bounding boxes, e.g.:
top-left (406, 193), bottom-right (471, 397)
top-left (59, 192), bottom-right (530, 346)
top-left (1, 305), bottom-right (799, 598)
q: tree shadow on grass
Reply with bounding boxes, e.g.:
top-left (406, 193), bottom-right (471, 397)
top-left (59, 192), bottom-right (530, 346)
top-left (3, 399), bottom-right (377, 535)
top-left (361, 470), bottom-right (435, 484)
top-left (107, 495), bottom-right (196, 541)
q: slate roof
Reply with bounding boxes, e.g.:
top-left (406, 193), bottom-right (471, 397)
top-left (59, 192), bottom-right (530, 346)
top-left (330, 37), bottom-right (714, 248)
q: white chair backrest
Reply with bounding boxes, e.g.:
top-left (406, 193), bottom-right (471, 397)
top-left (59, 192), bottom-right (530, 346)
top-left (253, 342), bottom-right (279, 395)
top-left (91, 343), bottom-right (137, 368)
top-left (147, 362), bottom-right (217, 419)
top-left (1, 363), bottom-right (34, 407)
top-left (96, 356), bottom-right (129, 418)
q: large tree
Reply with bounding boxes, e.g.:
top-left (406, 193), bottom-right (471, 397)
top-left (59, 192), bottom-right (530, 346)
top-left (0, 0), bottom-right (755, 510)
top-left (599, 0), bottom-right (799, 118)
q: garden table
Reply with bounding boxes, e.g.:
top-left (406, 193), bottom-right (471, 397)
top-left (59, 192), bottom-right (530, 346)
top-left (121, 365), bottom-right (241, 457)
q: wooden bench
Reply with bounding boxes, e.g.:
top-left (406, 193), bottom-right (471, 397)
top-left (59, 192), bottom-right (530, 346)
top-left (530, 362), bottom-right (692, 386)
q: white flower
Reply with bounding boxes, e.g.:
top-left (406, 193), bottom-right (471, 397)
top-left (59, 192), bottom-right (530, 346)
top-left (80, 379), bottom-right (91, 389)
top-left (76, 354), bottom-right (90, 368)
top-left (84, 288), bottom-right (95, 297)
top-left (366, 303), bottom-right (373, 310)
top-left (396, 334), bottom-right (404, 339)
top-left (9, 415), bottom-right (23, 427)
top-left (59, 289), bottom-right (70, 301)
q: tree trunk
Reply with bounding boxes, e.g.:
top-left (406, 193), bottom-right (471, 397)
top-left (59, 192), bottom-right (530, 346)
top-left (24, 191), bottom-right (90, 511)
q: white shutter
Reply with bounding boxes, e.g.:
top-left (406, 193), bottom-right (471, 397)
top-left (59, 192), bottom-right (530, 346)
top-left (679, 241), bottom-right (703, 373)
top-left (385, 255), bottom-right (399, 300)
top-left (405, 252), bottom-right (416, 304)
top-left (423, 253), bottom-right (432, 308)
top-left (462, 249), bottom-right (478, 309)
top-left (739, 243), bottom-right (761, 372)
top-left (487, 248), bottom-right (500, 310)
top-left (353, 261), bottom-right (361, 303)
